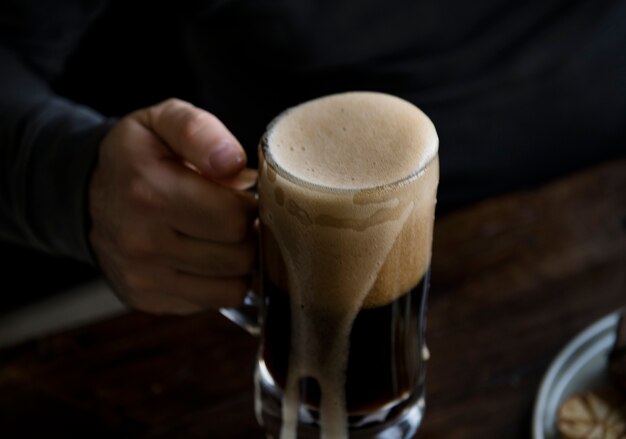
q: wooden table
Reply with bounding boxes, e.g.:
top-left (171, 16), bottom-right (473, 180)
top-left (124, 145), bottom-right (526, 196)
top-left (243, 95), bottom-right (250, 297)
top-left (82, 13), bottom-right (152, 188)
top-left (1, 160), bottom-right (624, 438)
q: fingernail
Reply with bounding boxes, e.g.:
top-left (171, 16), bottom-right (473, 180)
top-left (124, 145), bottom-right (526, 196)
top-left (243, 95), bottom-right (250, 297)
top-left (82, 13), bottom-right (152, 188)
top-left (209, 142), bottom-right (245, 176)
top-left (233, 169), bottom-right (259, 190)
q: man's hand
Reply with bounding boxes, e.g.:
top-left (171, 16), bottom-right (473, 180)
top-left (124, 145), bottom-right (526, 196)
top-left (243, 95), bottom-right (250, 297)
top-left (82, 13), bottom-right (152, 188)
top-left (89, 99), bottom-right (258, 315)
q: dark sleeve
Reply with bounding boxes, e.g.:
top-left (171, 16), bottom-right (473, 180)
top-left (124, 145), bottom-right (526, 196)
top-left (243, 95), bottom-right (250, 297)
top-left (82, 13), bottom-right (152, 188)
top-left (0, 0), bottom-right (113, 264)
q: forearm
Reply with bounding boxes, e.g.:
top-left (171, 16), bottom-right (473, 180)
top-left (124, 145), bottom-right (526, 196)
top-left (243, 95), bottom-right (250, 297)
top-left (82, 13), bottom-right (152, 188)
top-left (0, 45), bottom-right (114, 263)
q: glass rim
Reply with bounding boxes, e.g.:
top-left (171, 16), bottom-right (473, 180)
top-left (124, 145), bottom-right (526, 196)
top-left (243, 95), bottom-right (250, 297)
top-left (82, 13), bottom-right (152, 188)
top-left (260, 110), bottom-right (439, 194)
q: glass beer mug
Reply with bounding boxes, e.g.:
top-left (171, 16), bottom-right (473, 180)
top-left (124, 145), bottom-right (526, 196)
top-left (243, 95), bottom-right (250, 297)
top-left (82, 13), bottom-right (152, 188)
top-left (221, 91), bottom-right (439, 439)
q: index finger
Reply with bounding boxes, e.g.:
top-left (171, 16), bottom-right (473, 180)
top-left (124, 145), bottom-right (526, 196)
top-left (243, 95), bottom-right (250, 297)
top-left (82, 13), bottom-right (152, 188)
top-left (137, 98), bottom-right (247, 179)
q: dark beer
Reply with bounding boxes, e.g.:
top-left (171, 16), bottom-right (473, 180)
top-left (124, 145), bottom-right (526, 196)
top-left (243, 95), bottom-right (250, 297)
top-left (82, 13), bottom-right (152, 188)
top-left (262, 272), bottom-right (429, 419)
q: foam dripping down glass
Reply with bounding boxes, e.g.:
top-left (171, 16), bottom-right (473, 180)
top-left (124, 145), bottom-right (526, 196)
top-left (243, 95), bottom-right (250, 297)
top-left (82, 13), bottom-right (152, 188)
top-left (224, 91), bottom-right (439, 439)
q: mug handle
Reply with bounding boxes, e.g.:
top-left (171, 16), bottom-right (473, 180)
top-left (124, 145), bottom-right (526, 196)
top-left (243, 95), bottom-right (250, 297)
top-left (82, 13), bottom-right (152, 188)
top-left (219, 286), bottom-right (261, 337)
top-left (218, 171), bottom-right (262, 336)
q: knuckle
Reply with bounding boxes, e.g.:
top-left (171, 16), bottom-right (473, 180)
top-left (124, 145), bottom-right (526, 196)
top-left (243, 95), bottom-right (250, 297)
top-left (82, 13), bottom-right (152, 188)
top-left (178, 110), bottom-right (207, 146)
top-left (127, 177), bottom-right (148, 202)
top-left (160, 97), bottom-right (185, 110)
top-left (117, 227), bottom-right (153, 258)
top-left (128, 177), bottom-right (160, 209)
top-left (163, 98), bottom-right (183, 107)
top-left (121, 270), bottom-right (153, 295)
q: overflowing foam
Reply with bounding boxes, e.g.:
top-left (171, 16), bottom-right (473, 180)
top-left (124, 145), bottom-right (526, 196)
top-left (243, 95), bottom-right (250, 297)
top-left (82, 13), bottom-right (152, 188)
top-left (258, 92), bottom-right (439, 439)
top-left (267, 92), bottom-right (438, 190)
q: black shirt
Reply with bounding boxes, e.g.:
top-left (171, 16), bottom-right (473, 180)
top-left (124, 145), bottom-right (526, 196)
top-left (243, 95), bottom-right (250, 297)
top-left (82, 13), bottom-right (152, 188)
top-left (1, 0), bottom-right (625, 263)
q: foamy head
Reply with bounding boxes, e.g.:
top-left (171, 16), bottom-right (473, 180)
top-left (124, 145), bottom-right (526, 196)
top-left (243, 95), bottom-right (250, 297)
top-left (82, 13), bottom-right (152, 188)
top-left (266, 92), bottom-right (438, 190)
top-left (260, 92), bottom-right (439, 309)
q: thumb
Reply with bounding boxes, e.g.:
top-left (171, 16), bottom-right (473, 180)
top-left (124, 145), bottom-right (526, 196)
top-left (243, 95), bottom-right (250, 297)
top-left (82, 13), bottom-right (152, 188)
top-left (136, 98), bottom-right (247, 180)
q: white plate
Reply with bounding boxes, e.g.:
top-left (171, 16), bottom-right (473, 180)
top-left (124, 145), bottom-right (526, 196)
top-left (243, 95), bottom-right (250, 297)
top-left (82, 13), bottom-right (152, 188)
top-left (532, 309), bottom-right (623, 439)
